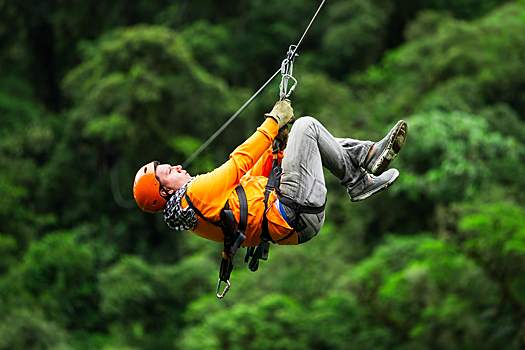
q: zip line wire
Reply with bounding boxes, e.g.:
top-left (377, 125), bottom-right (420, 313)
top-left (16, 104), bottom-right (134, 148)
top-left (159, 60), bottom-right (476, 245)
top-left (182, 0), bottom-right (326, 168)
top-left (112, 0), bottom-right (326, 208)
top-left (182, 68), bottom-right (281, 168)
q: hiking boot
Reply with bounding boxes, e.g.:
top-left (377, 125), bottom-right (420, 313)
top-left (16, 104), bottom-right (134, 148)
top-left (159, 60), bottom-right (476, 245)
top-left (347, 168), bottom-right (399, 202)
top-left (365, 120), bottom-right (408, 176)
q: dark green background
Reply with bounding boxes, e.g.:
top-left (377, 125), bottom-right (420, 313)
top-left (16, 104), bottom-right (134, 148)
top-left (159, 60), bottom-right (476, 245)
top-left (1, 0), bottom-right (525, 349)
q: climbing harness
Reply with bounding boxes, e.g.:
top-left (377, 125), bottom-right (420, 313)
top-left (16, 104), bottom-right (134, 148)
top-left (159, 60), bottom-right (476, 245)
top-left (181, 0), bottom-right (327, 298)
top-left (183, 156), bottom-right (324, 299)
top-left (182, 0), bottom-right (326, 169)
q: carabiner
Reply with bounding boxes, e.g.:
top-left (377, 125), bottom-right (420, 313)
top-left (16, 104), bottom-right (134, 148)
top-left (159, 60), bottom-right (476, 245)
top-left (216, 278), bottom-right (231, 299)
top-left (279, 45), bottom-right (299, 100)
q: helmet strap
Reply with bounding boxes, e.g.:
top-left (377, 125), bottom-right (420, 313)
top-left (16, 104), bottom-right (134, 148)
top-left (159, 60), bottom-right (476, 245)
top-left (153, 161), bottom-right (173, 201)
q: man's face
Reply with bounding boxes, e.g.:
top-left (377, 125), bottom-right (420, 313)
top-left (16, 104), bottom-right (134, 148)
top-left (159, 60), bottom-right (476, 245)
top-left (155, 164), bottom-right (191, 194)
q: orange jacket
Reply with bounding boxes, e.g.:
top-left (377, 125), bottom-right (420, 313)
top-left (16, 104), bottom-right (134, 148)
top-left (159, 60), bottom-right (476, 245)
top-left (181, 118), bottom-right (298, 246)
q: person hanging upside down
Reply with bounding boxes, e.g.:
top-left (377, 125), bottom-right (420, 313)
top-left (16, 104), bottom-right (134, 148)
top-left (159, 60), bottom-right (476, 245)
top-left (133, 100), bottom-right (407, 295)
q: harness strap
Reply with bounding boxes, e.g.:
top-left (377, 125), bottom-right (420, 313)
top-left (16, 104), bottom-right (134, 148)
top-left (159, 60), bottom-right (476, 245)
top-left (224, 185), bottom-right (248, 257)
top-left (271, 159), bottom-right (326, 242)
top-left (275, 192), bottom-right (326, 242)
top-left (276, 193), bottom-right (326, 215)
top-left (184, 185), bottom-right (248, 254)
top-left (184, 184), bottom-right (248, 298)
top-left (245, 158), bottom-right (279, 271)
top-left (184, 192), bottom-right (221, 227)
top-left (236, 185), bottom-right (248, 240)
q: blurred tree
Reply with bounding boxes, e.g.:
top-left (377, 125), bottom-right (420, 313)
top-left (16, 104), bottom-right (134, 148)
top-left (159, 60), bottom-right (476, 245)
top-left (349, 2), bottom-right (525, 130)
top-left (63, 24), bottom-right (241, 165)
top-left (0, 309), bottom-right (71, 350)
top-left (395, 111), bottom-right (525, 203)
top-left (358, 110), bottom-right (525, 237)
top-left (305, 293), bottom-right (397, 350)
top-left (456, 201), bottom-right (525, 310)
top-left (0, 0), bottom-right (173, 111)
top-left (1, 1), bottom-right (524, 349)
top-left (179, 294), bottom-right (309, 350)
top-left (320, 0), bottom-right (396, 76)
top-left (0, 0), bottom-right (513, 113)
top-left (342, 235), bottom-right (508, 349)
top-left (99, 254), bottom-right (214, 350)
top-left (17, 232), bottom-right (102, 331)
top-left (0, 78), bottom-right (56, 259)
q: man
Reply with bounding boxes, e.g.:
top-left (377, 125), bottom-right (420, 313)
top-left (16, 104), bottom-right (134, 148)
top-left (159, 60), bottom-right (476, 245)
top-left (133, 100), bottom-right (407, 261)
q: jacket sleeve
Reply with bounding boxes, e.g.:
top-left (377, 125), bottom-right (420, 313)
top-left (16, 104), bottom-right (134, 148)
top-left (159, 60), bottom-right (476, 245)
top-left (247, 148), bottom-right (284, 178)
top-left (187, 118), bottom-right (279, 215)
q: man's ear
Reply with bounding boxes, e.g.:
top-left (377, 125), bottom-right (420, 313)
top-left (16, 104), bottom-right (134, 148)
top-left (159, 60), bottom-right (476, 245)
top-left (160, 188), bottom-right (175, 197)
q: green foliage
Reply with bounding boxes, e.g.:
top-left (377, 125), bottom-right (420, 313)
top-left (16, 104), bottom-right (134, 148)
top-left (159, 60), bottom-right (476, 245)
top-left (17, 232), bottom-right (102, 330)
top-left (0, 235), bottom-right (17, 273)
top-left (0, 78), bottom-right (56, 252)
top-left (423, 0), bottom-right (511, 20)
top-left (350, 2), bottom-right (525, 128)
top-left (394, 111), bottom-right (525, 203)
top-left (346, 235), bottom-right (504, 349)
top-left (1, 1), bottom-right (525, 349)
top-left (457, 201), bottom-right (525, 306)
top-left (98, 254), bottom-right (214, 350)
top-left (178, 21), bottom-right (240, 84)
top-left (180, 294), bottom-right (308, 350)
top-left (321, 0), bottom-right (394, 74)
top-left (63, 25), bottom-right (239, 155)
top-left (0, 309), bottom-right (71, 350)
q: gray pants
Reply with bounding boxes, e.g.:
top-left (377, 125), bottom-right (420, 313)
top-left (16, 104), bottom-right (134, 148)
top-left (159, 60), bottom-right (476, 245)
top-left (279, 117), bottom-right (373, 244)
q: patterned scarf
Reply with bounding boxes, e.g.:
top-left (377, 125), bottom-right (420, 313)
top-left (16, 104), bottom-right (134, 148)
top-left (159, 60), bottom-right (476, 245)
top-left (163, 177), bottom-right (197, 231)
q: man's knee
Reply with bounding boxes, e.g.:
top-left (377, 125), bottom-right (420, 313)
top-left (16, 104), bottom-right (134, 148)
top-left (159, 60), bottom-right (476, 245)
top-left (291, 116), bottom-right (319, 134)
top-left (294, 116), bottom-right (316, 127)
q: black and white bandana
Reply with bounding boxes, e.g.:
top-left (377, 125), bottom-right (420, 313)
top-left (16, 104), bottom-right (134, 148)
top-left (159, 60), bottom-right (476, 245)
top-left (163, 177), bottom-right (197, 231)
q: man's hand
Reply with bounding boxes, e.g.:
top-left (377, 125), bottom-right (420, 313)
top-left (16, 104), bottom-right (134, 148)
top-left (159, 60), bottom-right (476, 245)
top-left (265, 100), bottom-right (294, 129)
top-left (272, 125), bottom-right (289, 153)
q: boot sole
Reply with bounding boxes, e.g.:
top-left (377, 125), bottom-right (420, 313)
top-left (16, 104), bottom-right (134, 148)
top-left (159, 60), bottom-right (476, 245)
top-left (370, 120), bottom-right (408, 176)
top-left (350, 169), bottom-right (399, 202)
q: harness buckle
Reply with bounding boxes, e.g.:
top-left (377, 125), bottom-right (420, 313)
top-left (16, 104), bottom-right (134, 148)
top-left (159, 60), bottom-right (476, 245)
top-left (230, 232), bottom-right (246, 257)
top-left (261, 242), bottom-right (270, 260)
top-left (216, 278), bottom-right (231, 299)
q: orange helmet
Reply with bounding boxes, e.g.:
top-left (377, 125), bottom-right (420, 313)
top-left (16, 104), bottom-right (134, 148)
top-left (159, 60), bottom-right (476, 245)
top-left (133, 161), bottom-right (168, 213)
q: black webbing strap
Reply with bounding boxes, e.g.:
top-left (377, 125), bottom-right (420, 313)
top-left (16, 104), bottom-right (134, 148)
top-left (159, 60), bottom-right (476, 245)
top-left (184, 185), bottom-right (247, 254)
top-left (270, 160), bottom-right (326, 242)
top-left (217, 184), bottom-right (248, 298)
top-left (221, 185), bottom-right (248, 258)
top-left (275, 193), bottom-right (326, 242)
top-left (277, 194), bottom-right (326, 215)
top-left (244, 159), bottom-right (279, 271)
top-left (184, 192), bottom-right (221, 227)
top-left (184, 185), bottom-right (248, 298)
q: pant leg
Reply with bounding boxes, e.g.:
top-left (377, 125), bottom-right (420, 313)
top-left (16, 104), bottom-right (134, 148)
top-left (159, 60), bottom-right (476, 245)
top-left (279, 117), bottom-right (373, 243)
top-left (335, 137), bottom-right (374, 169)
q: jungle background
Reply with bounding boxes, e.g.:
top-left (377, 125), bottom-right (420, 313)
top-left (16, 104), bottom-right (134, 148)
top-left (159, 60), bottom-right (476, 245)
top-left (1, 0), bottom-right (525, 349)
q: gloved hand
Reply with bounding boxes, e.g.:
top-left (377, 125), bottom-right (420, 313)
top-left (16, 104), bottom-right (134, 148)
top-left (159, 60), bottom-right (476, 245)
top-left (265, 100), bottom-right (294, 129)
top-left (272, 125), bottom-right (289, 152)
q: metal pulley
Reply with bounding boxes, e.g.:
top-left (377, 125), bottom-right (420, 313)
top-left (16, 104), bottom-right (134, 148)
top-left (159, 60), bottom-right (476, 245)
top-left (279, 45), bottom-right (299, 101)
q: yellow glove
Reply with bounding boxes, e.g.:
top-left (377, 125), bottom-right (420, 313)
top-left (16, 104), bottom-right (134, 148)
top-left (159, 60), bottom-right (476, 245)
top-left (265, 100), bottom-right (294, 129)
top-left (272, 125), bottom-right (289, 153)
